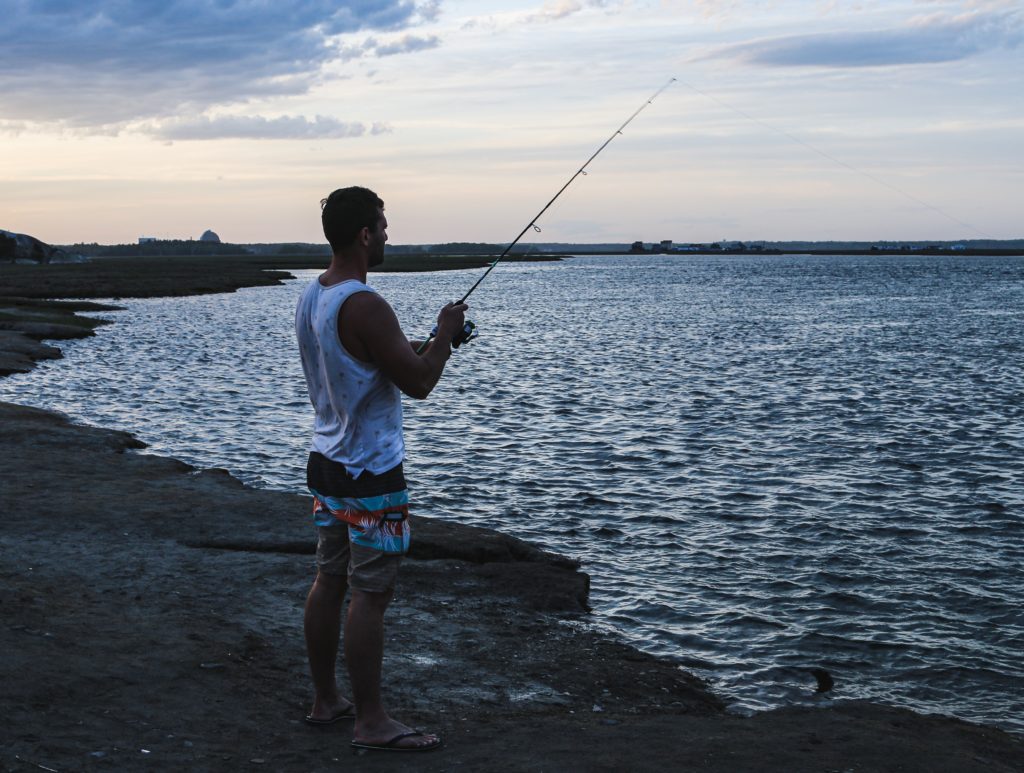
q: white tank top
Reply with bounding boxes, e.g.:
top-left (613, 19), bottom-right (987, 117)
top-left (295, 278), bottom-right (405, 477)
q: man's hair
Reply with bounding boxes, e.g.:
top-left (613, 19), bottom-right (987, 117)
top-left (321, 186), bottom-right (384, 252)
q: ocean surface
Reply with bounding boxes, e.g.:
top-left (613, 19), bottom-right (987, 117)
top-left (4, 253), bottom-right (1023, 734)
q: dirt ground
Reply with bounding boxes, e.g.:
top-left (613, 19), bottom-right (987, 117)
top-left (2, 402), bottom-right (1022, 772)
top-left (2, 259), bottom-right (1023, 771)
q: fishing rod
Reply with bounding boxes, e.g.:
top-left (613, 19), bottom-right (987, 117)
top-left (419, 77), bottom-right (676, 353)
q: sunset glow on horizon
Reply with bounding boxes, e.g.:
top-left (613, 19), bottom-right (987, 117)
top-left (2, 1), bottom-right (1021, 246)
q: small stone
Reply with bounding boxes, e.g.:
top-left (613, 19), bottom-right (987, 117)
top-left (250, 758), bottom-right (265, 764)
top-left (141, 749), bottom-right (151, 754)
top-left (200, 662), bottom-right (225, 670)
top-left (88, 751), bottom-right (106, 758)
top-left (183, 741), bottom-right (193, 748)
top-left (592, 704), bottom-right (604, 713)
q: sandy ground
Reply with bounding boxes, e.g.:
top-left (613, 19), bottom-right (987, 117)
top-left (2, 258), bottom-right (1023, 771)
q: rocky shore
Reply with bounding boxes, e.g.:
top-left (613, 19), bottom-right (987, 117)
top-left (2, 257), bottom-right (1022, 771)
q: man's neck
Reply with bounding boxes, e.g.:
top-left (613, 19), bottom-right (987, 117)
top-left (320, 252), bottom-right (367, 286)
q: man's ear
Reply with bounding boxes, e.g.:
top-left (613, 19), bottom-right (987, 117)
top-left (358, 226), bottom-right (371, 246)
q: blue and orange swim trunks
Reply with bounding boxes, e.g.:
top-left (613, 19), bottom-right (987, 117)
top-left (306, 452), bottom-right (410, 555)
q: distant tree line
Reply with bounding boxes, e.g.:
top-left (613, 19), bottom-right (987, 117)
top-left (62, 240), bottom-right (252, 257)
top-left (55, 237), bottom-right (1023, 259)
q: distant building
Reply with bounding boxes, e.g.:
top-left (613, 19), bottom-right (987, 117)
top-left (630, 241), bottom-right (645, 253)
top-left (199, 229), bottom-right (221, 243)
top-left (139, 237), bottom-right (157, 244)
top-left (660, 240), bottom-right (673, 252)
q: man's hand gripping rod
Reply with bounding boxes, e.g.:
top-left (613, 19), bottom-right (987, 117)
top-left (418, 78), bottom-right (676, 354)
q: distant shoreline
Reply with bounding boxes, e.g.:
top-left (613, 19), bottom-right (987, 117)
top-left (1, 248), bottom-right (1020, 375)
top-left (570, 248), bottom-right (1024, 257)
top-left (0, 252), bottom-right (562, 376)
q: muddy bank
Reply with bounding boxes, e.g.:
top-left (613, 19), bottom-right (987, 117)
top-left (2, 402), bottom-right (1022, 771)
top-left (0, 252), bottom-right (555, 301)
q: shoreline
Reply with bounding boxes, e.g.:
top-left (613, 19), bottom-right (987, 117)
top-left (2, 259), bottom-right (1022, 770)
top-left (588, 248), bottom-right (1024, 257)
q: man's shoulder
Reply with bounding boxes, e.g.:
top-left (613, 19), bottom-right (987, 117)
top-left (339, 286), bottom-right (398, 331)
top-left (311, 280), bottom-right (385, 310)
top-left (343, 286), bottom-right (389, 311)
top-left (337, 285), bottom-right (402, 359)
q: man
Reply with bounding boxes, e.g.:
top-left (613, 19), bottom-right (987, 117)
top-left (295, 186), bottom-right (466, 752)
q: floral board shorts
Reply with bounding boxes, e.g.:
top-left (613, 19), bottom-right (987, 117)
top-left (307, 452), bottom-right (411, 553)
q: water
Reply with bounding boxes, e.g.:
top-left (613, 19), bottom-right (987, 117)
top-left (4, 254), bottom-right (1023, 733)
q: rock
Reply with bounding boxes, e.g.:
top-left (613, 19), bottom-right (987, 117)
top-left (810, 668), bottom-right (835, 693)
top-left (0, 229), bottom-right (88, 264)
top-left (0, 330), bottom-right (63, 375)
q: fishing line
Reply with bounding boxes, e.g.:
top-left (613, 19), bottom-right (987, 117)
top-left (417, 77), bottom-right (676, 353)
top-left (677, 78), bottom-right (993, 239)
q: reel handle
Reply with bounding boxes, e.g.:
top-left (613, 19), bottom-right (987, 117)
top-left (430, 320), bottom-right (478, 350)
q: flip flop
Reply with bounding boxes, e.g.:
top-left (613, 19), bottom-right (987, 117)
top-left (304, 705), bottom-right (356, 725)
top-left (351, 730), bottom-right (442, 752)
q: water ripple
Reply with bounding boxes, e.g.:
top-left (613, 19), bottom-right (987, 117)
top-left (3, 253), bottom-right (1023, 734)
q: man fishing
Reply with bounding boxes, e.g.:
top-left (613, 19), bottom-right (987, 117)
top-left (295, 186), bottom-right (466, 752)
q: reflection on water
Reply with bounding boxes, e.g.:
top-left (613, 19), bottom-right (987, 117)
top-left (4, 254), bottom-right (1023, 733)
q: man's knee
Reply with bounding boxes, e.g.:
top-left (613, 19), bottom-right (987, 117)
top-left (349, 587), bottom-right (393, 614)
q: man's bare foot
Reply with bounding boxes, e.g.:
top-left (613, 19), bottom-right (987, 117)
top-left (352, 717), bottom-right (441, 751)
top-left (305, 696), bottom-right (355, 725)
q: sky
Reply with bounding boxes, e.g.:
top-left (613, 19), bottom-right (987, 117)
top-left (1, 0), bottom-right (1021, 245)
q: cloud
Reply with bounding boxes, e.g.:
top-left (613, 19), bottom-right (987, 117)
top-left (0, 121), bottom-right (29, 136)
top-left (653, 0), bottom-right (782, 20)
top-left (530, 1), bottom-right (584, 22)
top-left (525, 0), bottom-right (611, 23)
top-left (414, 0), bottom-right (443, 22)
top-left (336, 33), bottom-right (441, 60)
top-left (703, 9), bottom-right (1023, 68)
top-left (146, 114), bottom-right (392, 141)
top-left (373, 33), bottom-right (442, 56)
top-left (0, 1), bottom-right (436, 127)
top-left (457, 0), bottom-right (612, 31)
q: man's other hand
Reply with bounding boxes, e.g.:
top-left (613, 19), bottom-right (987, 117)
top-left (435, 302), bottom-right (468, 345)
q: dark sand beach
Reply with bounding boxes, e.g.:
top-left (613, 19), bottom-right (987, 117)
top-left (2, 256), bottom-right (1022, 771)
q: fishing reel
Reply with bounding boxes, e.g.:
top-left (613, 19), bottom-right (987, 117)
top-left (430, 319), bottom-right (478, 350)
